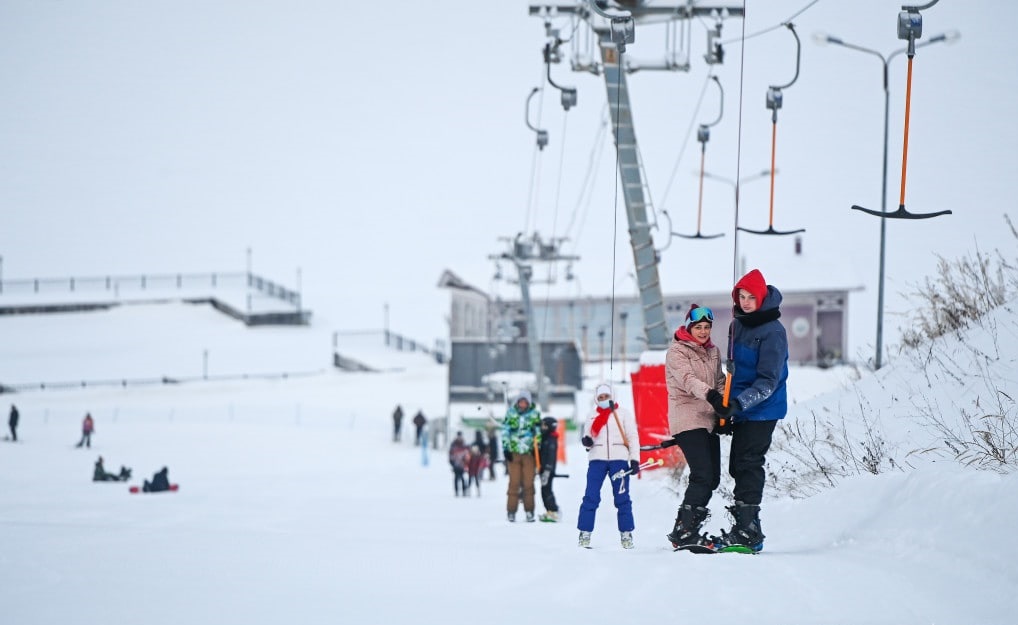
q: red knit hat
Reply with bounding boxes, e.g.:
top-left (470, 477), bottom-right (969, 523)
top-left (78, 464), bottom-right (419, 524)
top-left (733, 269), bottom-right (768, 307)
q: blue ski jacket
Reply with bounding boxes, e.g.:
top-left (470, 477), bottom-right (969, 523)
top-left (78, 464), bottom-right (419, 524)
top-left (729, 285), bottom-right (789, 422)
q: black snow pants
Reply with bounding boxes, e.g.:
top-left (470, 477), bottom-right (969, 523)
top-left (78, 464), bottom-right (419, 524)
top-left (728, 419), bottom-right (778, 505)
top-left (675, 428), bottom-right (721, 508)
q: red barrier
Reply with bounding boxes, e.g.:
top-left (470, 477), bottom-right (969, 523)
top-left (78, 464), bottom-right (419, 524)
top-left (630, 363), bottom-right (683, 469)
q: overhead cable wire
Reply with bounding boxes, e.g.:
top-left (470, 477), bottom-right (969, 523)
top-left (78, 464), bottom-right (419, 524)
top-left (657, 70), bottom-right (715, 212)
top-left (720, 0), bottom-right (822, 45)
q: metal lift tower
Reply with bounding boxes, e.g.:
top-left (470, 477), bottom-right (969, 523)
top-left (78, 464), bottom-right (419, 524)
top-left (529, 1), bottom-right (744, 350)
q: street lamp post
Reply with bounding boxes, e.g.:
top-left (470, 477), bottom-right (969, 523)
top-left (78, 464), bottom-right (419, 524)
top-left (815, 30), bottom-right (959, 369)
top-left (700, 169), bottom-right (773, 283)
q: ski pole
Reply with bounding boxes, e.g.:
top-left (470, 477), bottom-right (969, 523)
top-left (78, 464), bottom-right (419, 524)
top-left (610, 458), bottom-right (663, 481)
top-left (640, 435), bottom-right (680, 451)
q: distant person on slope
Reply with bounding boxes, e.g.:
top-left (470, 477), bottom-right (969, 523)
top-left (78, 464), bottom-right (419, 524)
top-left (486, 426), bottom-right (500, 480)
top-left (501, 390), bottom-right (541, 522)
top-left (465, 443), bottom-right (488, 497)
top-left (577, 383), bottom-right (641, 549)
top-left (8, 404), bottom-right (18, 442)
top-left (663, 305), bottom-right (726, 550)
top-left (412, 410), bottom-right (427, 446)
top-left (448, 432), bottom-right (470, 496)
top-left (706, 268), bottom-right (789, 553)
top-left (93, 456), bottom-right (131, 482)
top-left (75, 413), bottom-right (95, 448)
top-left (392, 405), bottom-right (404, 442)
top-left (143, 467), bottom-right (171, 493)
top-left (537, 417), bottom-right (561, 522)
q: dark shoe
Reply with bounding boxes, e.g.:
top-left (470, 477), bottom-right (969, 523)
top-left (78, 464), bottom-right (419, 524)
top-left (666, 504), bottom-right (711, 547)
top-left (716, 502), bottom-right (765, 551)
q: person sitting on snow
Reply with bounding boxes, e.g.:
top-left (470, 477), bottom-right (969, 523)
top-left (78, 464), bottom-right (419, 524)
top-left (143, 467), bottom-right (171, 492)
top-left (93, 456), bottom-right (131, 482)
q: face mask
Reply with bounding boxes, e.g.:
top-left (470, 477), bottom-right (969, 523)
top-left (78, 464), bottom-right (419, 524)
top-left (597, 399), bottom-right (611, 409)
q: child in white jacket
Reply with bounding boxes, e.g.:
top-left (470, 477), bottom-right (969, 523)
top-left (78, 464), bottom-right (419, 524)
top-left (577, 382), bottom-right (641, 549)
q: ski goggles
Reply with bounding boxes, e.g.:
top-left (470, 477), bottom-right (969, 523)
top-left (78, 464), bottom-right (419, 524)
top-left (686, 307), bottom-right (714, 324)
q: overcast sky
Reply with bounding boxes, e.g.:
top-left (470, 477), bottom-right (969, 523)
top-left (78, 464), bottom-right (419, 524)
top-left (1, 0), bottom-right (1014, 364)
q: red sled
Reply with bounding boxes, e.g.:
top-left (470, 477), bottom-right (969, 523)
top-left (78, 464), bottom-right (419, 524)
top-left (129, 484), bottom-right (179, 494)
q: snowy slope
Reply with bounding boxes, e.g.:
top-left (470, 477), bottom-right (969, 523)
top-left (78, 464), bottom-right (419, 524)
top-left (2, 302), bottom-right (1017, 625)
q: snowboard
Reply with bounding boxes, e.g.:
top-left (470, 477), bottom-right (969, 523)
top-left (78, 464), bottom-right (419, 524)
top-left (129, 484), bottom-right (179, 494)
top-left (672, 544), bottom-right (717, 554)
top-left (717, 544), bottom-right (758, 554)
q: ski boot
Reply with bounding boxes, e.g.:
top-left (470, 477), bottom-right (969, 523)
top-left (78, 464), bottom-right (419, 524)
top-left (666, 504), bottom-right (714, 551)
top-left (578, 531), bottom-right (592, 548)
top-left (620, 531), bottom-right (635, 550)
top-left (507, 511), bottom-right (516, 523)
top-left (713, 502), bottom-right (765, 553)
top-left (525, 511), bottom-right (536, 523)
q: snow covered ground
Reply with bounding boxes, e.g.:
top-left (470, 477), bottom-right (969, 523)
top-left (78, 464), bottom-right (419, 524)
top-left (2, 304), bottom-right (1016, 624)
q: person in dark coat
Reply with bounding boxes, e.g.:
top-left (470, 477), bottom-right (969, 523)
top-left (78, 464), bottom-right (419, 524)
top-left (486, 427), bottom-right (499, 480)
top-left (93, 456), bottom-right (131, 481)
top-left (143, 467), bottom-right (171, 492)
top-left (706, 268), bottom-right (789, 553)
top-left (8, 404), bottom-right (18, 442)
top-left (537, 417), bottom-right (561, 522)
top-left (392, 405), bottom-right (404, 442)
top-left (412, 410), bottom-right (427, 446)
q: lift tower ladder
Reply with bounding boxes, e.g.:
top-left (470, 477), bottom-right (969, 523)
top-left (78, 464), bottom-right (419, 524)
top-left (529, 2), bottom-right (744, 351)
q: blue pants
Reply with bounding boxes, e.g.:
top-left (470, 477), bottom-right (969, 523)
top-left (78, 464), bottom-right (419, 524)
top-left (577, 459), bottom-right (634, 532)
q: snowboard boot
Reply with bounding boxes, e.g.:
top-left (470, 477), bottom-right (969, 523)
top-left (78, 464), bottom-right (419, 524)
top-left (666, 504), bottom-right (712, 548)
top-left (620, 531), bottom-right (635, 549)
top-left (716, 502), bottom-right (765, 552)
top-left (525, 511), bottom-right (536, 523)
top-left (578, 531), bottom-right (592, 548)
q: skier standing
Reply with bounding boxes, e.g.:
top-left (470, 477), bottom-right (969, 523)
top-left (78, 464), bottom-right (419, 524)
top-left (392, 405), bottom-right (404, 442)
top-left (500, 390), bottom-right (541, 522)
top-left (577, 383), bottom-right (641, 549)
top-left (448, 432), bottom-right (470, 496)
top-left (706, 268), bottom-right (789, 552)
top-left (663, 305), bottom-right (726, 549)
top-left (537, 417), bottom-right (561, 522)
top-left (8, 404), bottom-right (18, 442)
top-left (75, 413), bottom-right (94, 448)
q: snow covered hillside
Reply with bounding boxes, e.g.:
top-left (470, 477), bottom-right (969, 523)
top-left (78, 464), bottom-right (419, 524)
top-left (2, 301), bottom-right (1017, 625)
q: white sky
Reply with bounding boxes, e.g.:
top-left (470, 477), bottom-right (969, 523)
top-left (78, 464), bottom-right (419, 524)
top-left (1, 0), bottom-right (1015, 365)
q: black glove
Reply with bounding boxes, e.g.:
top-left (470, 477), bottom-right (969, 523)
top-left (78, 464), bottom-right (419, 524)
top-left (581, 435), bottom-right (594, 448)
top-left (707, 389), bottom-right (739, 418)
top-left (540, 469), bottom-right (551, 486)
top-left (659, 434), bottom-right (681, 449)
top-left (713, 416), bottom-right (734, 436)
top-left (629, 459), bottom-right (640, 475)
top-left (503, 450), bottom-right (513, 463)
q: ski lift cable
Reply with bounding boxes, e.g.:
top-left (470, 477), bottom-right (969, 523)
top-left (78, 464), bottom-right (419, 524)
top-left (719, 0), bottom-right (822, 46)
top-left (731, 0), bottom-right (748, 284)
top-left (565, 108), bottom-right (610, 256)
top-left (656, 70), bottom-right (715, 212)
top-left (672, 76), bottom-right (725, 240)
top-left (564, 103), bottom-right (609, 241)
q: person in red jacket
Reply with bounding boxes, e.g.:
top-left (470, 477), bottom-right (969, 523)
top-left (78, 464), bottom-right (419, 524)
top-left (75, 413), bottom-right (95, 448)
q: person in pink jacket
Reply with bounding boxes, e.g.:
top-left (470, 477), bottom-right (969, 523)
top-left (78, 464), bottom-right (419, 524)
top-left (576, 382), bottom-right (641, 550)
top-left (663, 305), bottom-right (726, 549)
